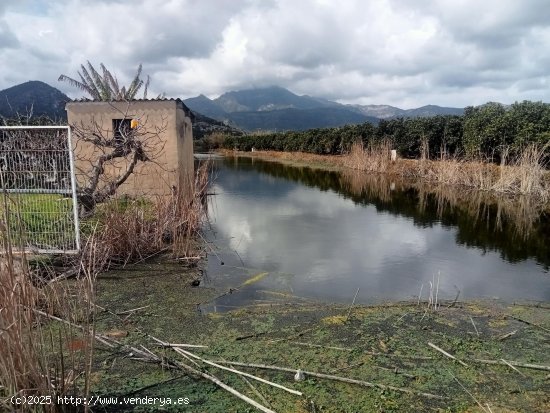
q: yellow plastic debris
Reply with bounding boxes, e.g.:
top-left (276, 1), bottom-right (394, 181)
top-left (241, 272), bottom-right (269, 287)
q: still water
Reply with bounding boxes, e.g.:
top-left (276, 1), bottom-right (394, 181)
top-left (201, 155), bottom-right (549, 309)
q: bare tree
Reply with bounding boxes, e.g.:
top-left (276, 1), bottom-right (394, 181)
top-left (71, 103), bottom-right (167, 213)
top-left (58, 62), bottom-right (170, 212)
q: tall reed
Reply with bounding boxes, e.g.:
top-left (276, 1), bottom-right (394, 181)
top-left (0, 193), bottom-right (101, 412)
top-left (343, 141), bottom-right (549, 200)
top-left (0, 161), bottom-right (212, 411)
top-left (343, 140), bottom-right (393, 173)
top-left (89, 159), bottom-right (211, 269)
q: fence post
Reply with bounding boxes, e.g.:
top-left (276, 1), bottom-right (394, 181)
top-left (67, 126), bottom-right (81, 252)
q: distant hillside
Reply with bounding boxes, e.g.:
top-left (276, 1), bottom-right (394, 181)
top-left (0, 80), bottom-right (69, 120)
top-left (403, 105), bottom-right (464, 117)
top-left (349, 103), bottom-right (463, 119)
top-left (1, 81), bottom-right (465, 134)
top-left (348, 104), bottom-right (405, 119)
top-left (185, 86), bottom-right (465, 131)
top-left (185, 94), bottom-right (228, 119)
top-left (191, 111), bottom-right (243, 139)
top-left (215, 86), bottom-right (338, 112)
top-left (185, 86), bottom-right (373, 131)
top-left (228, 107), bottom-right (377, 131)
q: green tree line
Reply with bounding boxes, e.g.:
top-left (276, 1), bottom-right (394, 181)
top-left (221, 101), bottom-right (550, 160)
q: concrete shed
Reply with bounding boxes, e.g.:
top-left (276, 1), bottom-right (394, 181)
top-left (66, 99), bottom-right (194, 198)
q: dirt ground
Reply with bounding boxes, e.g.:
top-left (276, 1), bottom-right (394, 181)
top-left (83, 258), bottom-right (550, 413)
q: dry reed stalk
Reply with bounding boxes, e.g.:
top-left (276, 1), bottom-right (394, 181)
top-left (212, 360), bottom-right (446, 400)
top-left (0, 161), bottom-right (213, 411)
top-left (160, 343), bottom-right (304, 396)
top-left (87, 160), bottom-right (211, 269)
top-left (344, 139), bottom-right (395, 173)
top-left (428, 342), bottom-right (468, 367)
top-left (341, 158), bottom-right (546, 240)
top-left (0, 192), bottom-right (103, 412)
top-left (226, 144), bottom-right (549, 199)
top-left (339, 142), bottom-right (549, 199)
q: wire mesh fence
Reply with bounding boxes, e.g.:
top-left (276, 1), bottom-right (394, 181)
top-left (0, 126), bottom-right (80, 253)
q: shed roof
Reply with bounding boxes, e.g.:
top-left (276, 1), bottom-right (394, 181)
top-left (66, 98), bottom-right (193, 118)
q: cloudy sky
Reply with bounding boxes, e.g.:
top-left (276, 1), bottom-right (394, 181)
top-left (1, 0), bottom-right (549, 107)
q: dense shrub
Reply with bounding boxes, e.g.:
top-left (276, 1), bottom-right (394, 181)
top-left (222, 101), bottom-right (550, 161)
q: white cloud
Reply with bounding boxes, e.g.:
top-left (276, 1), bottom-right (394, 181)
top-left (1, 0), bottom-right (549, 107)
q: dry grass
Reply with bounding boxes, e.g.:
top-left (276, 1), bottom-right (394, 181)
top-left (228, 141), bottom-right (549, 200)
top-left (229, 144), bottom-right (548, 236)
top-left (0, 161), bottom-right (212, 411)
top-left (343, 140), bottom-right (393, 173)
top-left (88, 160), bottom-right (211, 269)
top-left (342, 141), bottom-right (550, 201)
top-left (340, 169), bottom-right (547, 240)
top-left (0, 215), bottom-right (99, 412)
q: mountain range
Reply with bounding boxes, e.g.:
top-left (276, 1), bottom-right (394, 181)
top-left (0, 81), bottom-right (464, 132)
top-left (182, 86), bottom-right (464, 130)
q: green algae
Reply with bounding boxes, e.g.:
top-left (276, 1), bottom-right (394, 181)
top-left (80, 265), bottom-right (550, 413)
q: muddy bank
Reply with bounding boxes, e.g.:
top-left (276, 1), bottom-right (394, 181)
top-left (87, 261), bottom-right (550, 412)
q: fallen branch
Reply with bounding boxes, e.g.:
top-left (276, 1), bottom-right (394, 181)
top-left (155, 343), bottom-right (209, 349)
top-left (446, 368), bottom-right (490, 413)
top-left (212, 360), bottom-right (446, 400)
top-left (507, 315), bottom-right (550, 334)
top-left (290, 341), bottom-right (352, 352)
top-left (153, 338), bottom-right (302, 397)
top-left (47, 268), bottom-right (79, 284)
top-left (32, 309), bottom-right (159, 361)
top-left (346, 287), bottom-right (360, 321)
top-left (116, 305), bottom-right (150, 315)
top-left (363, 350), bottom-right (434, 360)
top-left (471, 358), bottom-right (550, 372)
top-left (498, 330), bottom-right (517, 341)
top-left (174, 359), bottom-right (276, 413)
top-left (228, 358), bottom-right (273, 409)
top-left (428, 342), bottom-right (468, 367)
top-left (500, 359), bottom-right (526, 377)
top-left (359, 347), bottom-right (550, 372)
top-left (161, 344), bottom-right (202, 369)
top-left (175, 256), bottom-right (203, 261)
top-left (469, 316), bottom-right (480, 336)
top-left (32, 308), bottom-right (114, 349)
top-left (61, 327), bottom-right (277, 413)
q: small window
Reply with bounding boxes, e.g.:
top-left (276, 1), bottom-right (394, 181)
top-left (112, 118), bottom-right (132, 145)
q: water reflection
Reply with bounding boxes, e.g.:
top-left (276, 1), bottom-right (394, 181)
top-left (339, 170), bottom-right (550, 267)
top-left (202, 156), bottom-right (550, 311)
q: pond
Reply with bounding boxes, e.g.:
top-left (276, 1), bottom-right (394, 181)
top-left (200, 155), bottom-right (550, 311)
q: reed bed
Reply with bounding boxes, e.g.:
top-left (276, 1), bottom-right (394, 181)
top-left (340, 167), bottom-right (547, 240)
top-left (0, 160), bottom-right (211, 411)
top-left (225, 142), bottom-right (549, 200)
top-left (343, 141), bottom-right (550, 201)
top-left (82, 160), bottom-right (211, 270)
top-left (0, 221), bottom-right (100, 412)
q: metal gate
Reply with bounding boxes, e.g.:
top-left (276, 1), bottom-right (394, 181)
top-left (0, 126), bottom-right (80, 253)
